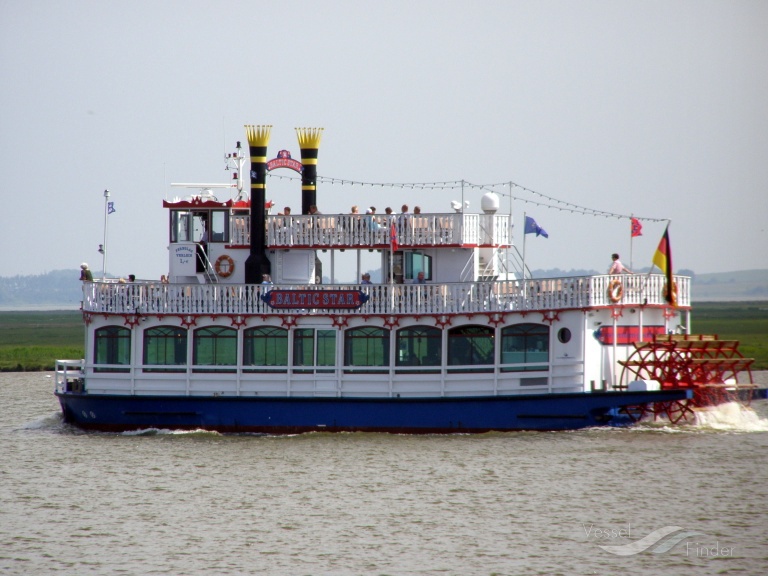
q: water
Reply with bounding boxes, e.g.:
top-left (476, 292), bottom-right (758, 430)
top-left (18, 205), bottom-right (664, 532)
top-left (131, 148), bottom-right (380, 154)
top-left (2, 372), bottom-right (767, 576)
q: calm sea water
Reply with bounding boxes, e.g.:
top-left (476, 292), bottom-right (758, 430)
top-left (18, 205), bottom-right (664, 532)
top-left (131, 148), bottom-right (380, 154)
top-left (2, 372), bottom-right (767, 576)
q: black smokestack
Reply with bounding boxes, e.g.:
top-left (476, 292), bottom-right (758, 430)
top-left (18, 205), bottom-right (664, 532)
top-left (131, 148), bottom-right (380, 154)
top-left (244, 125), bottom-right (272, 284)
top-left (296, 128), bottom-right (323, 214)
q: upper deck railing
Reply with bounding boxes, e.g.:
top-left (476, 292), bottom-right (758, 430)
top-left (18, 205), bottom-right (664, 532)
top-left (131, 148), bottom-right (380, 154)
top-left (82, 274), bottom-right (689, 316)
top-left (229, 213), bottom-right (512, 248)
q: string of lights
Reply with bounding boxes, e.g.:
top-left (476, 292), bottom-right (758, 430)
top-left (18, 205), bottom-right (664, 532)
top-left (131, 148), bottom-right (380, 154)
top-left (265, 172), bottom-right (669, 223)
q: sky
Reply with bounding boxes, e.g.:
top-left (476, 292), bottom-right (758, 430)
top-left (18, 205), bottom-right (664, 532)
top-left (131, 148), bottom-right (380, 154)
top-left (1, 0), bottom-right (767, 282)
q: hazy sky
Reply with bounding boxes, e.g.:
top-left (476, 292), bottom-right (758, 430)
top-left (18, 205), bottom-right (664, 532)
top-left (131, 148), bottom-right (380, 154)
top-left (2, 0), bottom-right (766, 281)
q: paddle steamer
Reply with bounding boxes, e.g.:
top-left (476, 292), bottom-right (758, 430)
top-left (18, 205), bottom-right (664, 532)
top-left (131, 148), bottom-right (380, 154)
top-left (55, 125), bottom-right (712, 433)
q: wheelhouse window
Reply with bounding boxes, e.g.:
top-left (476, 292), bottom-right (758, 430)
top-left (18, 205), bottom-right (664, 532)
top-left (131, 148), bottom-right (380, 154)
top-left (243, 326), bottom-right (288, 372)
top-left (344, 327), bottom-right (389, 373)
top-left (170, 210), bottom-right (222, 243)
top-left (209, 210), bottom-right (229, 243)
top-left (293, 328), bottom-right (336, 374)
top-left (94, 326), bottom-right (131, 373)
top-left (170, 210), bottom-right (190, 243)
top-left (193, 326), bottom-right (237, 372)
top-left (447, 325), bottom-right (494, 372)
top-left (143, 326), bottom-right (187, 372)
top-left (501, 323), bottom-right (550, 372)
top-left (396, 325), bottom-right (440, 373)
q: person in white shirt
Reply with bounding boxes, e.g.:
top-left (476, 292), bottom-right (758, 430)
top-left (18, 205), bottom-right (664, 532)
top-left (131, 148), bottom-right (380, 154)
top-left (608, 253), bottom-right (632, 274)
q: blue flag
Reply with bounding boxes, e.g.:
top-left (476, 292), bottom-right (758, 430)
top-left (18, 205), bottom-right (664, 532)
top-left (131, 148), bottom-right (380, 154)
top-left (108, 201), bottom-right (116, 214)
top-left (524, 216), bottom-right (548, 238)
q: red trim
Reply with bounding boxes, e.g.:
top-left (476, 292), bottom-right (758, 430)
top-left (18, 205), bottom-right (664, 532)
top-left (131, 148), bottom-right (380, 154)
top-left (596, 325), bottom-right (666, 345)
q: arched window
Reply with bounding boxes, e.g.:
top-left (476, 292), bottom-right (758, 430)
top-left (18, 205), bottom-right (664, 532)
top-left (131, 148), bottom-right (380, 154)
top-left (243, 326), bottom-right (288, 372)
top-left (501, 323), bottom-right (550, 372)
top-left (193, 326), bottom-right (237, 372)
top-left (344, 326), bottom-right (389, 373)
top-left (94, 326), bottom-right (131, 373)
top-left (143, 326), bottom-right (187, 372)
top-left (447, 325), bottom-right (494, 372)
top-left (396, 325), bottom-right (441, 373)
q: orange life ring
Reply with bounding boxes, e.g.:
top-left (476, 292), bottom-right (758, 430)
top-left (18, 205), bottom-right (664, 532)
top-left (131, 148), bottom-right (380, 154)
top-left (608, 279), bottom-right (623, 303)
top-left (214, 255), bottom-right (235, 278)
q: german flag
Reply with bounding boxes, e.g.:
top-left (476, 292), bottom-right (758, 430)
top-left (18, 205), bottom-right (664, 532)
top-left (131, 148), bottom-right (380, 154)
top-left (653, 224), bottom-right (676, 306)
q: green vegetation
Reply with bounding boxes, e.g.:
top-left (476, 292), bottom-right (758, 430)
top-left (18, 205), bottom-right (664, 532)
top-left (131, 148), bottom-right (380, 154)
top-left (691, 302), bottom-right (768, 370)
top-left (1, 303), bottom-right (766, 371)
top-left (0, 311), bottom-right (84, 371)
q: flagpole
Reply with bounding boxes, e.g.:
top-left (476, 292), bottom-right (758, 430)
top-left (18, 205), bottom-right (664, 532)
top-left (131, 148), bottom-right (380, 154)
top-left (629, 214), bottom-right (634, 272)
top-left (102, 189), bottom-right (110, 280)
top-left (522, 211), bottom-right (527, 302)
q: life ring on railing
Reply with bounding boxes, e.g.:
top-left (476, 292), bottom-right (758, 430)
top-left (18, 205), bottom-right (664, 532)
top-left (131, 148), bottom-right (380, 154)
top-left (608, 279), bottom-right (623, 303)
top-left (214, 255), bottom-right (235, 278)
top-left (662, 281), bottom-right (678, 302)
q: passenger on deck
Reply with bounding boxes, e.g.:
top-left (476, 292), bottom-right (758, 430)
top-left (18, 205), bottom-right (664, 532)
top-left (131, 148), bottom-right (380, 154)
top-left (361, 273), bottom-right (372, 284)
top-left (414, 271), bottom-right (427, 284)
top-left (608, 253), bottom-right (632, 274)
top-left (262, 274), bottom-right (273, 284)
top-left (364, 209), bottom-right (380, 230)
top-left (79, 263), bottom-right (93, 282)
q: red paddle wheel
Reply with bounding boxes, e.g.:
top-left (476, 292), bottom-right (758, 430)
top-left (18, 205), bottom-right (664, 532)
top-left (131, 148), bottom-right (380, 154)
top-left (618, 334), bottom-right (756, 424)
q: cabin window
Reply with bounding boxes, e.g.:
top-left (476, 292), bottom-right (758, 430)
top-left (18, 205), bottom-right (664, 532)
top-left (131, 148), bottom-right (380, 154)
top-left (344, 327), bottom-right (390, 373)
top-left (170, 211), bottom-right (190, 242)
top-left (293, 328), bottom-right (336, 374)
top-left (447, 325), bottom-right (494, 372)
top-left (94, 326), bottom-right (131, 373)
top-left (209, 210), bottom-right (229, 243)
top-left (501, 323), bottom-right (550, 372)
top-left (243, 326), bottom-right (288, 372)
top-left (143, 326), bottom-right (187, 372)
top-left (193, 326), bottom-right (237, 373)
top-left (168, 210), bottom-right (229, 244)
top-left (396, 325), bottom-right (441, 373)
top-left (404, 252), bottom-right (432, 282)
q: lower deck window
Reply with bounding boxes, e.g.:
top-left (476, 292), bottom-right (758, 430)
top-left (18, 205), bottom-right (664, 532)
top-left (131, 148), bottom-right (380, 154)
top-left (501, 323), bottom-right (549, 372)
top-left (193, 326), bottom-right (236, 373)
top-left (143, 326), bottom-right (187, 372)
top-left (94, 326), bottom-right (131, 373)
top-left (396, 325), bottom-right (441, 373)
top-left (243, 326), bottom-right (288, 372)
top-left (447, 325), bottom-right (494, 373)
top-left (344, 327), bottom-right (389, 373)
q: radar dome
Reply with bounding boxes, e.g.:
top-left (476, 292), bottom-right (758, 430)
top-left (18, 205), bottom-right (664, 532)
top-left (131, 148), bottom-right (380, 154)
top-left (481, 192), bottom-right (500, 213)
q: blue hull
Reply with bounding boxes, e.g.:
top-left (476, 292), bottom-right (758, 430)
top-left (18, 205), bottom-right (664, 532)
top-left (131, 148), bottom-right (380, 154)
top-left (56, 390), bottom-right (691, 433)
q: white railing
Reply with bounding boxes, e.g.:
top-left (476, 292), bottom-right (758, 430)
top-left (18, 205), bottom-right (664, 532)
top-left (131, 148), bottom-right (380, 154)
top-left (245, 212), bottom-right (511, 248)
top-left (54, 359), bottom-right (85, 393)
top-left (82, 274), bottom-right (688, 316)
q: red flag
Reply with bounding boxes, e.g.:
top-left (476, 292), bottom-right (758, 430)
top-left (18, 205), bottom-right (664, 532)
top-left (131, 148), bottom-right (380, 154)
top-left (390, 222), bottom-right (398, 252)
top-left (631, 217), bottom-right (642, 237)
top-left (652, 225), bottom-right (676, 306)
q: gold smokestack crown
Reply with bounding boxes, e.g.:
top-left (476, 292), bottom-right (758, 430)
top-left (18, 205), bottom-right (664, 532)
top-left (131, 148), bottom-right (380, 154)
top-left (295, 127), bottom-right (324, 149)
top-left (245, 125), bottom-right (272, 147)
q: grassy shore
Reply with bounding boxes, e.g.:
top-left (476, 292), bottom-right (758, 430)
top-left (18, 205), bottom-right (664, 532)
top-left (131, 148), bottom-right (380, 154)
top-left (0, 311), bottom-right (84, 371)
top-left (1, 304), bottom-right (766, 371)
